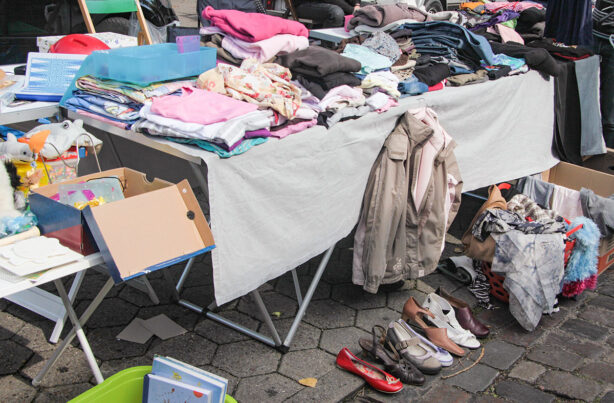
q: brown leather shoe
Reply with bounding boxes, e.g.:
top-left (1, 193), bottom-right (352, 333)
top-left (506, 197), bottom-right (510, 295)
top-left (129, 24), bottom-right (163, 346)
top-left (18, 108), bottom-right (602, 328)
top-left (435, 287), bottom-right (490, 338)
top-left (402, 297), bottom-right (466, 357)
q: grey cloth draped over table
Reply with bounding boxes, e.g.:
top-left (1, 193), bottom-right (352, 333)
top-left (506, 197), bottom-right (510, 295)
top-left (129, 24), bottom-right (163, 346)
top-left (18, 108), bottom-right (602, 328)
top-left (492, 231), bottom-right (565, 331)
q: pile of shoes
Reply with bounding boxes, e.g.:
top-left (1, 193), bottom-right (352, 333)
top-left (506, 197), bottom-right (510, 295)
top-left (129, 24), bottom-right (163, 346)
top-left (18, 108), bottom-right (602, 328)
top-left (336, 288), bottom-right (489, 394)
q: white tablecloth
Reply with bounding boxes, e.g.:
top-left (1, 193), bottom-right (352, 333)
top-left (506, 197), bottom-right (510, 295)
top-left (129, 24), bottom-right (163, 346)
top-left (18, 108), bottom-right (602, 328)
top-left (162, 70), bottom-right (559, 305)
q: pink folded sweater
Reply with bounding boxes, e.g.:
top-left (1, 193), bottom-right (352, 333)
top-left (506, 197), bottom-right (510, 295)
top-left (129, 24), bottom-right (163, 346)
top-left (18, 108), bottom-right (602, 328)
top-left (202, 6), bottom-right (309, 42)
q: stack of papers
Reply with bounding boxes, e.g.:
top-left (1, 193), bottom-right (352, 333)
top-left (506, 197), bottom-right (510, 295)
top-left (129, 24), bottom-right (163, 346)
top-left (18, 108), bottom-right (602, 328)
top-left (0, 236), bottom-right (83, 276)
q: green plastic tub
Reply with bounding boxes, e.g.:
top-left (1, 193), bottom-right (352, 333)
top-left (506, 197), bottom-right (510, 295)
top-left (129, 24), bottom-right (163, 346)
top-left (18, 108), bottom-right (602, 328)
top-left (69, 366), bottom-right (237, 403)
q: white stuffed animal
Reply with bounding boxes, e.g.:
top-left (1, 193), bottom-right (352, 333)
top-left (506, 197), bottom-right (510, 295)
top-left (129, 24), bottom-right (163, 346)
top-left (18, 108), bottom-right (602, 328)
top-left (0, 133), bottom-right (34, 161)
top-left (23, 119), bottom-right (102, 160)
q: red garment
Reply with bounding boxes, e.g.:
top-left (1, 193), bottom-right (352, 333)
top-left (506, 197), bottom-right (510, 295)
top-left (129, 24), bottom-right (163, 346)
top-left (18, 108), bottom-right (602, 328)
top-left (202, 6), bottom-right (309, 42)
top-left (428, 80), bottom-right (445, 92)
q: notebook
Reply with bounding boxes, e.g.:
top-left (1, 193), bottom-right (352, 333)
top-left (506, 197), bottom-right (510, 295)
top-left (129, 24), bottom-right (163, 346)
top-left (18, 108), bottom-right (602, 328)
top-left (150, 355), bottom-right (227, 403)
top-left (14, 52), bottom-right (87, 102)
top-left (143, 373), bottom-right (212, 403)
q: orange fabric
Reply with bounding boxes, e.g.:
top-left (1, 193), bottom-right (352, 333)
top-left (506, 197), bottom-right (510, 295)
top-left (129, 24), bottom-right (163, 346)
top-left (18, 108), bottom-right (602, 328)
top-left (19, 130), bottom-right (50, 154)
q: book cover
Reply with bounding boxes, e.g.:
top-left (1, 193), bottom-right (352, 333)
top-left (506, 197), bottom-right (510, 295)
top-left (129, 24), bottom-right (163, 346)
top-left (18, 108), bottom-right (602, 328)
top-left (15, 53), bottom-right (87, 102)
top-left (143, 373), bottom-right (212, 403)
top-left (151, 356), bottom-right (227, 403)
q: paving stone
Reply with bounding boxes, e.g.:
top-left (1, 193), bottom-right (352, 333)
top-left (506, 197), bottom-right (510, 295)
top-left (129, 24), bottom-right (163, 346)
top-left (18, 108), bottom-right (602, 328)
top-left (117, 280), bottom-right (168, 307)
top-left (580, 305), bottom-right (614, 328)
top-left (0, 312), bottom-right (26, 340)
top-left (285, 366), bottom-right (365, 403)
top-left (0, 299), bottom-right (8, 311)
top-left (588, 295), bottom-right (614, 311)
top-left (526, 344), bottom-right (581, 371)
top-left (387, 289), bottom-right (427, 313)
top-left (0, 375), bottom-right (37, 402)
top-left (471, 394), bottom-right (508, 403)
top-left (450, 286), bottom-right (480, 309)
top-left (303, 300), bottom-right (356, 329)
top-left (212, 340), bottom-right (281, 378)
top-left (148, 333), bottom-right (216, 367)
top-left (195, 311), bottom-right (260, 344)
top-left (13, 321), bottom-right (56, 353)
top-left (494, 380), bottom-right (554, 403)
top-left (201, 365), bottom-right (239, 396)
top-left (360, 384), bottom-right (421, 402)
top-left (537, 309), bottom-right (568, 329)
top-left (476, 307), bottom-right (515, 330)
top-left (258, 318), bottom-right (321, 352)
top-left (540, 330), bottom-right (605, 359)
top-left (177, 284), bottom-right (215, 308)
top-left (538, 370), bottom-right (602, 401)
top-left (508, 360), bottom-right (546, 383)
top-left (278, 349), bottom-right (336, 381)
top-left (498, 323), bottom-right (544, 347)
top-left (602, 390), bottom-right (614, 403)
top-left (99, 356), bottom-right (153, 378)
top-left (322, 258), bottom-right (353, 285)
top-left (238, 292), bottom-right (298, 320)
top-left (418, 383), bottom-right (472, 403)
top-left (604, 350), bottom-right (614, 364)
top-left (608, 335), bottom-right (614, 348)
top-left (74, 271), bottom-right (120, 300)
top-left (481, 341), bottom-right (524, 370)
top-left (331, 283), bottom-right (387, 310)
top-left (416, 279), bottom-right (436, 294)
top-left (597, 282), bottom-right (614, 298)
top-left (86, 326), bottom-right (149, 361)
top-left (78, 297), bottom-right (138, 329)
top-left (138, 303), bottom-right (200, 332)
top-left (319, 327), bottom-right (370, 355)
top-left (0, 340), bottom-right (32, 375)
top-left (33, 383), bottom-right (92, 402)
top-left (3, 305), bottom-right (44, 329)
top-left (275, 273), bottom-right (331, 301)
top-left (444, 364), bottom-right (499, 393)
top-left (234, 373), bottom-right (302, 403)
top-left (420, 273), bottom-right (462, 294)
top-left (579, 362), bottom-right (614, 384)
top-left (355, 307), bottom-right (401, 332)
top-left (560, 318), bottom-right (609, 340)
top-left (20, 345), bottom-right (92, 387)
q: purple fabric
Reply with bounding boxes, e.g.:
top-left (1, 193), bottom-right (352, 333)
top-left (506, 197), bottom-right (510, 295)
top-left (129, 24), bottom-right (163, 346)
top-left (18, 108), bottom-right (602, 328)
top-left (244, 128), bottom-right (273, 138)
top-left (471, 10), bottom-right (520, 31)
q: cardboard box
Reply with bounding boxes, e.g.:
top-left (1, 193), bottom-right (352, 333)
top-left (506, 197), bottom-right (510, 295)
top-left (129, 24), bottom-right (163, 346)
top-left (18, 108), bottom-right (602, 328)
top-left (29, 168), bottom-right (215, 283)
top-left (542, 162), bottom-right (614, 274)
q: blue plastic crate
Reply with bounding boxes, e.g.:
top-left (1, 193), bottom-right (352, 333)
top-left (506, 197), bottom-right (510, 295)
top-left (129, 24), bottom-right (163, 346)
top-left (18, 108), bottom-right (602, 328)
top-left (92, 43), bottom-right (216, 86)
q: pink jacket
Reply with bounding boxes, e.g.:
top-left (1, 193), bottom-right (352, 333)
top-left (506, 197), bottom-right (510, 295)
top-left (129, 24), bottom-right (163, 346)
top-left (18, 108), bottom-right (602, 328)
top-left (202, 6), bottom-right (309, 42)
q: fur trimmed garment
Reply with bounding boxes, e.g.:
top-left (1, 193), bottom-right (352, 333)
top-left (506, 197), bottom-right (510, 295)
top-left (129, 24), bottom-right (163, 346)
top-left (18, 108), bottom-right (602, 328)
top-left (562, 216), bottom-right (601, 297)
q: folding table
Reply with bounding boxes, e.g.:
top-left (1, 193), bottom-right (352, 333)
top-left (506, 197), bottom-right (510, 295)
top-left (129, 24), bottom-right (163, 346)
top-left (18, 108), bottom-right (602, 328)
top-left (0, 252), bottom-right (111, 385)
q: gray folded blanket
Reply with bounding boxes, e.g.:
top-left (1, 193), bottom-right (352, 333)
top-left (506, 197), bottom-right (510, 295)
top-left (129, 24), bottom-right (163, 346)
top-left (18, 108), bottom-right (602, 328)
top-left (348, 4), bottom-right (431, 30)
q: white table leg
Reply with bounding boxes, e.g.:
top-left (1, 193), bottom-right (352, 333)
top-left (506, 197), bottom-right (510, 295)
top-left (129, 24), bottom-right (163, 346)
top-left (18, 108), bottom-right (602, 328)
top-left (32, 277), bottom-right (114, 386)
top-left (49, 270), bottom-right (86, 343)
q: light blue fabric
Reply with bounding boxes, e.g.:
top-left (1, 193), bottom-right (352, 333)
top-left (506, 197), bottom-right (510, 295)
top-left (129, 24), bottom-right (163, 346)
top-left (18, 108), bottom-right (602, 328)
top-left (167, 136), bottom-right (268, 158)
top-left (484, 54), bottom-right (526, 70)
top-left (64, 93), bottom-right (141, 122)
top-left (398, 76), bottom-right (429, 97)
top-left (575, 55), bottom-right (606, 156)
top-left (341, 44), bottom-right (393, 75)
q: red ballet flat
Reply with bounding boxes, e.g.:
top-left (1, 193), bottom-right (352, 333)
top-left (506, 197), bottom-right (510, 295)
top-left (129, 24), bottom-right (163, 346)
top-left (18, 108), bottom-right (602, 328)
top-left (336, 347), bottom-right (403, 394)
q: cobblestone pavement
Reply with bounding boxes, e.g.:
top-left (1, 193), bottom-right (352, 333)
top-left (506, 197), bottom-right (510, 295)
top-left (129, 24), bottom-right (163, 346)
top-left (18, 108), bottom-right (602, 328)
top-left (1, 232), bottom-right (613, 402)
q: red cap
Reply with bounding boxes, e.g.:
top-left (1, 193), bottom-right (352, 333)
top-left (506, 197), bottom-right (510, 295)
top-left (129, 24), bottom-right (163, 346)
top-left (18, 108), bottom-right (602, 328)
top-left (49, 34), bottom-right (111, 55)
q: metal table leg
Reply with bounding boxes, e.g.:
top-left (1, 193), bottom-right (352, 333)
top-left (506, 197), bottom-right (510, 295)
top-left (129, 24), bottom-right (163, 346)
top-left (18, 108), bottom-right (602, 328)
top-left (32, 277), bottom-right (114, 386)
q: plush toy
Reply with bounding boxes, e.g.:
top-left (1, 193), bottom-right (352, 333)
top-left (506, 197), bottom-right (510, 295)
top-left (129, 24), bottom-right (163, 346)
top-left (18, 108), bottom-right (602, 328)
top-left (22, 119), bottom-right (102, 160)
top-left (0, 133), bottom-right (34, 161)
top-left (0, 161), bottom-right (20, 218)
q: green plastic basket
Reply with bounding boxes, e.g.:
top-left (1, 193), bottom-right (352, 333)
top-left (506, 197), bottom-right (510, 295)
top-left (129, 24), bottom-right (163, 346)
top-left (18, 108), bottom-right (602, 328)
top-left (69, 366), bottom-right (237, 403)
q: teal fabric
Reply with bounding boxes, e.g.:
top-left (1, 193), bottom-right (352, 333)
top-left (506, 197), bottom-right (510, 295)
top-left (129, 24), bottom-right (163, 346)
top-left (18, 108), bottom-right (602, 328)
top-left (341, 44), bottom-right (393, 74)
top-left (167, 137), bottom-right (268, 158)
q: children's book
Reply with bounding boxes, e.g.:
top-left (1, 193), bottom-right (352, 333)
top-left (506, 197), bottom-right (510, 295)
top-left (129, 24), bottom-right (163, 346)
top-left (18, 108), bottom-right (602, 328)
top-left (143, 373), bottom-right (212, 403)
top-left (150, 355), bottom-right (227, 403)
top-left (14, 53), bottom-right (87, 102)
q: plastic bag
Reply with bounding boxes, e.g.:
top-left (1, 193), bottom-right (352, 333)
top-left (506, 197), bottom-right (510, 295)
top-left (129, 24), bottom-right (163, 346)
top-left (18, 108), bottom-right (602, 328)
top-left (128, 12), bottom-right (176, 44)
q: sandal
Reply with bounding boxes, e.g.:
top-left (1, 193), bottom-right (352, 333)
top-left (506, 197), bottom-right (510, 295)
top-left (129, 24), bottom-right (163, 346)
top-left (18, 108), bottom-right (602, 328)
top-left (358, 325), bottom-right (425, 386)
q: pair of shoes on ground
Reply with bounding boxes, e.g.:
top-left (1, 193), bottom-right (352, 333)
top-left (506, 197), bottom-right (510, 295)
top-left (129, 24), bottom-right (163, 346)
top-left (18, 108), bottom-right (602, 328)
top-left (402, 287), bottom-right (489, 356)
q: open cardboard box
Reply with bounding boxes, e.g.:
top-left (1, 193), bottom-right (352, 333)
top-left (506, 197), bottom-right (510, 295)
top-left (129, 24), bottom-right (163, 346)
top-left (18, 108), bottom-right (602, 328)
top-left (29, 168), bottom-right (214, 283)
top-left (542, 162), bottom-right (614, 274)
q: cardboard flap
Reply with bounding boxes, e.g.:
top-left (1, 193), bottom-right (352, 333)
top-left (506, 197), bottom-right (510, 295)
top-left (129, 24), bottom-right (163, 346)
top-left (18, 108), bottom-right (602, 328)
top-left (83, 184), bottom-right (214, 282)
top-left (544, 162), bottom-right (614, 197)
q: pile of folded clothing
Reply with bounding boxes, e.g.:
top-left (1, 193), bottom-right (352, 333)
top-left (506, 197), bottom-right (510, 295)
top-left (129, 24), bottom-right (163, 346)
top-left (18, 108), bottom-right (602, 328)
top-left (200, 6), bottom-right (309, 65)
